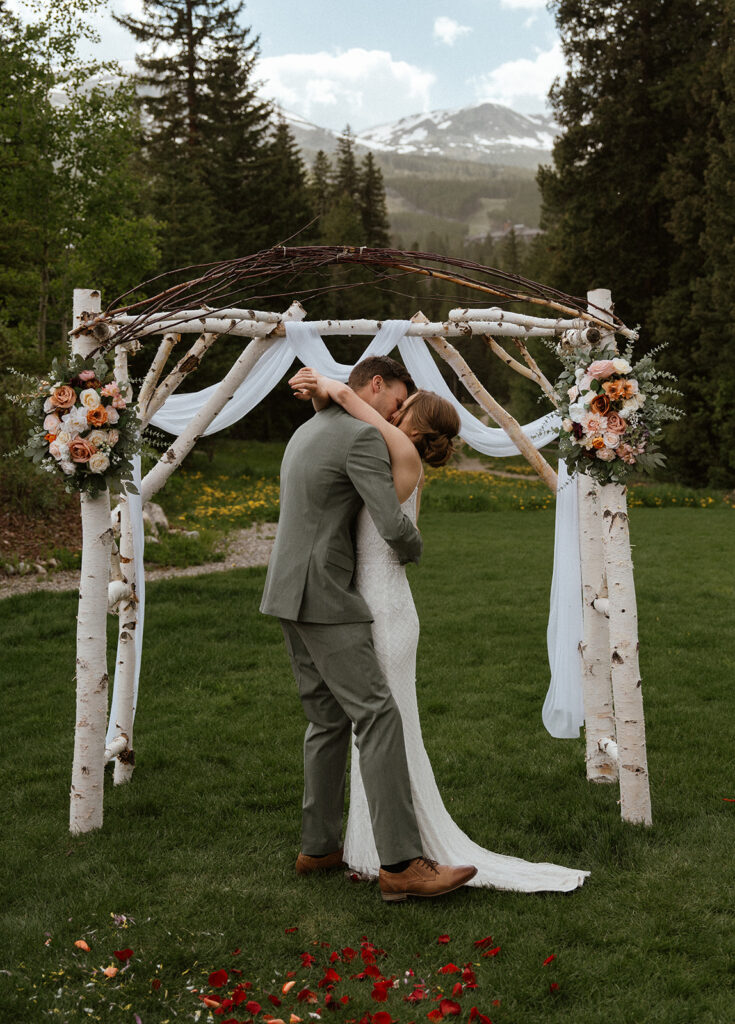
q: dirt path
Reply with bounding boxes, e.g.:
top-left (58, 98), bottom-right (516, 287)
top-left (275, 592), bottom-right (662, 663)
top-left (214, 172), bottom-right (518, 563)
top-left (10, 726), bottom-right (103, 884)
top-left (0, 522), bottom-right (278, 601)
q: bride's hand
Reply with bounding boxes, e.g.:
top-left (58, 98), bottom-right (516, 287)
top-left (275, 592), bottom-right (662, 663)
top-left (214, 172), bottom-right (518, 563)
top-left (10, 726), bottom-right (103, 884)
top-left (289, 367), bottom-right (330, 404)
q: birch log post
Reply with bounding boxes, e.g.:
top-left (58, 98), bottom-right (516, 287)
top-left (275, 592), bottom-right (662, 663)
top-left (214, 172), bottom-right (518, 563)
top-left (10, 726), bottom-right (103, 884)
top-left (577, 473), bottom-right (618, 782)
top-left (110, 343), bottom-right (137, 785)
top-left (69, 289), bottom-right (113, 834)
top-left (599, 483), bottom-right (652, 825)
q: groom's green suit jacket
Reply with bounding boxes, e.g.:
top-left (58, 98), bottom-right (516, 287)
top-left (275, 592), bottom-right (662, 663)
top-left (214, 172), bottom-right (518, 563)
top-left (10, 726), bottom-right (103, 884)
top-left (260, 405), bottom-right (422, 623)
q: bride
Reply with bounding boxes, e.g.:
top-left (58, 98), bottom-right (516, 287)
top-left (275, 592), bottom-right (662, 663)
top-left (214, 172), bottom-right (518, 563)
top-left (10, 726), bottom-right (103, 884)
top-left (289, 367), bottom-right (589, 892)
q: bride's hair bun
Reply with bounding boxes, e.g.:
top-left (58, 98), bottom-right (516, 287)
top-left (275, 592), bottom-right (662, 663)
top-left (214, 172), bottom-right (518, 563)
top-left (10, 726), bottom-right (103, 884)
top-left (401, 391), bottom-right (461, 468)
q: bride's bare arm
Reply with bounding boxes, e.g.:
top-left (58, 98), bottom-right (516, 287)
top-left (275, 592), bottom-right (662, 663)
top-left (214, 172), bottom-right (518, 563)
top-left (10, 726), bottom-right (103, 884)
top-left (289, 368), bottom-right (420, 492)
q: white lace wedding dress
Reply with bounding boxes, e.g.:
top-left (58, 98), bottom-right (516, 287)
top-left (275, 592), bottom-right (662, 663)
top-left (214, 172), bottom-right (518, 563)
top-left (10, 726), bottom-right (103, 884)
top-left (343, 478), bottom-right (589, 891)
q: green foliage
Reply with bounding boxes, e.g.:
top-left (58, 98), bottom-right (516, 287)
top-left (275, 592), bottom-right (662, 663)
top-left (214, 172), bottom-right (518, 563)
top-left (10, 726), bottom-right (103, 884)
top-left (538, 0), bottom-right (734, 486)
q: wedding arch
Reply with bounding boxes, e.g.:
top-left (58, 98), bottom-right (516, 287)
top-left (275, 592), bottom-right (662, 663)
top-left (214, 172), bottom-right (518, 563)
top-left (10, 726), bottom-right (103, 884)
top-left (64, 246), bottom-right (652, 835)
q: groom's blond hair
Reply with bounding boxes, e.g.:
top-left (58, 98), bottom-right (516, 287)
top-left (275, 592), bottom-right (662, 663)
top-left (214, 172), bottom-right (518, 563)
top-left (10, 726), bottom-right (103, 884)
top-left (348, 356), bottom-right (415, 394)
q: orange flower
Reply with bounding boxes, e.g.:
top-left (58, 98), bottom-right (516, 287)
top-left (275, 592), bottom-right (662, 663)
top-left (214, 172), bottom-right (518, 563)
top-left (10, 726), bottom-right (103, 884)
top-left (602, 380), bottom-right (626, 400)
top-left (86, 405), bottom-right (108, 427)
top-left (69, 438), bottom-right (96, 463)
top-left (589, 394), bottom-right (610, 415)
top-left (44, 432), bottom-right (57, 442)
top-left (591, 436), bottom-right (606, 450)
top-left (619, 380), bottom-right (637, 399)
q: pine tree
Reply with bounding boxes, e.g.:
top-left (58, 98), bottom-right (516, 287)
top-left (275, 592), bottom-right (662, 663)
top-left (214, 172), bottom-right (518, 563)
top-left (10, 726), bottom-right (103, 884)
top-left (309, 150), bottom-right (333, 222)
top-left (115, 0), bottom-right (271, 268)
top-left (359, 152), bottom-right (391, 248)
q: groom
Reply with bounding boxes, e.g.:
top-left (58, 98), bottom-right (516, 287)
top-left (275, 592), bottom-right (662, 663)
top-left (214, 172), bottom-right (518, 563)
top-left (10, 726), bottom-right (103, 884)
top-left (261, 355), bottom-right (477, 901)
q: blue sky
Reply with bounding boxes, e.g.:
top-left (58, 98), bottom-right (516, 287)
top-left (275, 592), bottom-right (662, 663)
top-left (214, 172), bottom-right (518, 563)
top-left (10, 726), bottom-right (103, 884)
top-left (70, 0), bottom-right (564, 130)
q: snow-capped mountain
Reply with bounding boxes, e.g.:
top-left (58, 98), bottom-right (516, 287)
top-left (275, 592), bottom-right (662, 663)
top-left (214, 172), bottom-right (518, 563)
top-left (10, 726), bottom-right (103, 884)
top-left (355, 103), bottom-right (557, 166)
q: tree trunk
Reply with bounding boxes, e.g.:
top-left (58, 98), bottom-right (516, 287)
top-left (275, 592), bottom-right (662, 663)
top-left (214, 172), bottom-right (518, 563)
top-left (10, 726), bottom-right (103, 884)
top-left (600, 483), bottom-right (652, 826)
top-left (111, 498), bottom-right (138, 786)
top-left (69, 489), bottom-right (113, 834)
top-left (577, 473), bottom-right (617, 782)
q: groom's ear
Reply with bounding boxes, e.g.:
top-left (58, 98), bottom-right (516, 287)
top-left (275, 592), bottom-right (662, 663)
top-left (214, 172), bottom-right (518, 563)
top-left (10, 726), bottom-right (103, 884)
top-left (371, 375), bottom-right (384, 393)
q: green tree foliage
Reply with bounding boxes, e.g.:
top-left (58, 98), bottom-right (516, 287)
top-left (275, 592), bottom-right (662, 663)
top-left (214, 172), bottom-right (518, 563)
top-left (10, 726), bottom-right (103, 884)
top-left (537, 0), bottom-right (733, 484)
top-left (0, 0), bottom-right (159, 504)
top-left (115, 0), bottom-right (273, 268)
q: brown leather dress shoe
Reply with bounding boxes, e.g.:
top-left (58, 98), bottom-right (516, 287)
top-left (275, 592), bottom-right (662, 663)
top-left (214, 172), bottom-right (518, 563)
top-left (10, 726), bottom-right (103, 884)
top-left (295, 848), bottom-right (345, 876)
top-left (379, 857), bottom-right (477, 902)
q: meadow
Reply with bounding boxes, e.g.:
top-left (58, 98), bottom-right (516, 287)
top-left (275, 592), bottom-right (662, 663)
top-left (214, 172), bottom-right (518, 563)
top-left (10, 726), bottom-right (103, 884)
top-left (1, 455), bottom-right (734, 1022)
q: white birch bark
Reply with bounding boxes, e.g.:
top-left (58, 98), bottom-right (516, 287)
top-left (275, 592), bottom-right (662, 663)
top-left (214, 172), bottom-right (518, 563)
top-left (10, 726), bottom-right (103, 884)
top-left (106, 315), bottom-right (620, 343)
top-left (69, 289), bottom-right (113, 834)
top-left (510, 337), bottom-right (558, 405)
top-left (599, 483), bottom-right (652, 825)
top-left (577, 473), bottom-right (618, 782)
top-left (586, 288), bottom-right (618, 353)
top-left (111, 497), bottom-right (138, 785)
top-left (69, 488), bottom-right (113, 834)
top-left (425, 333), bottom-right (558, 493)
top-left (137, 333), bottom-right (179, 413)
top-left (142, 332), bottom-right (219, 427)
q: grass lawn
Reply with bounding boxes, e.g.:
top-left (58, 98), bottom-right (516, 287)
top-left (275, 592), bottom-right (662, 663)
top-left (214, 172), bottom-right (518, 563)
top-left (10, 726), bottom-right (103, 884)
top-left (1, 507), bottom-right (734, 1023)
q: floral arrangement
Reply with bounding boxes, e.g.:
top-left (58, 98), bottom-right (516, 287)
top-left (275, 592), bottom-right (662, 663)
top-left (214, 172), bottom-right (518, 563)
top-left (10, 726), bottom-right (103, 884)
top-left (21, 354), bottom-right (140, 496)
top-left (554, 344), bottom-right (680, 485)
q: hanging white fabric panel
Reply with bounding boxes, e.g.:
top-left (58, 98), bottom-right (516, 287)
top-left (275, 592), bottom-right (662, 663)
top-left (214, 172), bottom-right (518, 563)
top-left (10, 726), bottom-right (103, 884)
top-left (109, 320), bottom-right (583, 749)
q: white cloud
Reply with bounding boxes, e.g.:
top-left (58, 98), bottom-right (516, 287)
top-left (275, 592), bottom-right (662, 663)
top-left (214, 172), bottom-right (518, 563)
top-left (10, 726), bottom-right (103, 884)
top-left (433, 16), bottom-right (472, 46)
top-left (473, 42), bottom-right (565, 112)
top-left (500, 0), bottom-right (548, 8)
top-left (256, 49), bottom-right (435, 131)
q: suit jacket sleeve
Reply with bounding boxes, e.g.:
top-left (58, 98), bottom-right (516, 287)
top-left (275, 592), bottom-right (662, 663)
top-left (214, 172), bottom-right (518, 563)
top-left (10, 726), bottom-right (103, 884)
top-left (345, 426), bottom-right (423, 565)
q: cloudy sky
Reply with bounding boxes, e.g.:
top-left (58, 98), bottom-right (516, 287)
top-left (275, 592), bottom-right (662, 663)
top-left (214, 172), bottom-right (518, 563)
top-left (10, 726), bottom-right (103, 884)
top-left (84, 0), bottom-right (564, 130)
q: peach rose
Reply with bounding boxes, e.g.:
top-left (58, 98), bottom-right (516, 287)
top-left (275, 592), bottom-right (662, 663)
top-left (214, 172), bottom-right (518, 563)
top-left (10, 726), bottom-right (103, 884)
top-left (586, 360), bottom-right (617, 380)
top-left (86, 430), bottom-right (108, 448)
top-left (68, 438), bottom-right (96, 463)
top-left (49, 385), bottom-right (76, 410)
top-left (80, 387), bottom-right (102, 409)
top-left (606, 411), bottom-right (627, 434)
top-left (101, 382), bottom-right (119, 398)
top-left (105, 406), bottom-right (120, 424)
top-left (596, 447), bottom-right (617, 461)
top-left (86, 405), bottom-right (108, 427)
top-left (44, 413), bottom-right (62, 433)
top-left (49, 440), bottom-right (64, 459)
top-left (589, 394), bottom-right (610, 415)
top-left (78, 370), bottom-right (96, 381)
top-left (111, 395), bottom-right (126, 409)
top-left (603, 431), bottom-right (621, 448)
top-left (106, 429), bottom-right (120, 446)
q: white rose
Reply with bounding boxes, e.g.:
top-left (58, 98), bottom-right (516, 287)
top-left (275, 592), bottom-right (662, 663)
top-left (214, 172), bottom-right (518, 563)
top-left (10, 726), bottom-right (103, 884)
top-left (569, 401), bottom-right (587, 423)
top-left (106, 429), bottom-right (120, 446)
top-left (86, 430), bottom-right (108, 448)
top-left (596, 447), bottom-right (617, 461)
top-left (561, 418), bottom-right (573, 432)
top-left (62, 407), bottom-right (88, 433)
top-left (59, 460), bottom-right (76, 475)
top-left (56, 429), bottom-right (74, 445)
top-left (567, 385), bottom-right (579, 401)
top-left (612, 358), bottom-right (631, 374)
top-left (105, 406), bottom-right (120, 425)
top-left (43, 397), bottom-right (55, 413)
top-left (88, 451), bottom-right (110, 474)
top-left (79, 387), bottom-right (102, 409)
top-left (603, 431), bottom-right (621, 448)
top-left (44, 413), bottom-right (62, 432)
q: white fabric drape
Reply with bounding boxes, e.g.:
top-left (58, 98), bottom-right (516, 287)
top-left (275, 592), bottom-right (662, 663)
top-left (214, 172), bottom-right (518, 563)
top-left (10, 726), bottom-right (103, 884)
top-left (109, 320), bottom-right (583, 747)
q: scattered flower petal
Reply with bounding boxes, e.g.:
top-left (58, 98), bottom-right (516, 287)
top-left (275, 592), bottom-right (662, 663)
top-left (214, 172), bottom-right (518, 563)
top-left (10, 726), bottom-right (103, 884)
top-left (481, 947), bottom-right (500, 959)
top-left (437, 935), bottom-right (450, 944)
top-left (282, 980), bottom-right (297, 994)
top-left (209, 969), bottom-right (229, 987)
top-left (102, 966), bottom-right (118, 978)
top-left (113, 948), bottom-right (134, 963)
top-left (437, 963), bottom-right (460, 975)
top-left (473, 937), bottom-right (493, 949)
top-left (74, 940), bottom-right (90, 952)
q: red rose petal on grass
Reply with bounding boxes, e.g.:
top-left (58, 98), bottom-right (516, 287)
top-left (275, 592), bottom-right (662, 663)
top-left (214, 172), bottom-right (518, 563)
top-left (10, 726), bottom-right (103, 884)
top-left (451, 982), bottom-right (463, 996)
top-left (285, 927), bottom-right (299, 933)
top-left (438, 999), bottom-right (461, 1016)
top-left (151, 979), bottom-right (161, 991)
top-left (372, 1014), bottom-right (396, 1024)
top-left (246, 1000), bottom-right (262, 1014)
top-left (473, 937), bottom-right (493, 949)
top-left (468, 1009), bottom-right (493, 1024)
top-left (405, 986), bottom-right (429, 1004)
top-left (481, 947), bottom-right (501, 958)
top-left (427, 1011), bottom-right (444, 1022)
top-left (209, 969), bottom-right (229, 987)
top-left (371, 979), bottom-right (393, 1002)
top-left (341, 947), bottom-right (357, 961)
top-left (437, 935), bottom-right (450, 944)
top-left (437, 963), bottom-right (460, 974)
top-left (461, 967), bottom-right (477, 987)
top-left (301, 953), bottom-right (317, 968)
top-left (550, 982), bottom-right (560, 993)
top-left (723, 797), bottom-right (735, 802)
top-left (269, 994), bottom-right (283, 1006)
top-left (542, 955), bottom-right (556, 966)
top-left (297, 988), bottom-right (318, 1004)
top-left (113, 948), bottom-right (134, 963)
top-left (231, 948), bottom-right (242, 955)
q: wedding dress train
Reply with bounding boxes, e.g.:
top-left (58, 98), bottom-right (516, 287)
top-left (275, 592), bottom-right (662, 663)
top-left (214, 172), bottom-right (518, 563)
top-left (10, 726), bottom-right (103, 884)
top-left (343, 480), bottom-right (589, 891)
